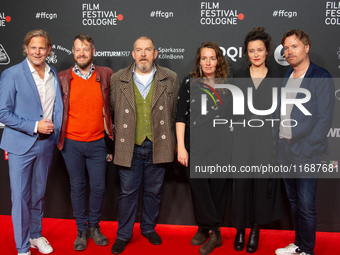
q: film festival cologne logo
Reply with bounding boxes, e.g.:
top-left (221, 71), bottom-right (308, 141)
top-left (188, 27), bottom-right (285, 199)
top-left (200, 2), bottom-right (244, 25)
top-left (325, 1), bottom-right (340, 25)
top-left (0, 11), bottom-right (11, 27)
top-left (81, 3), bottom-right (123, 26)
top-left (0, 12), bottom-right (11, 65)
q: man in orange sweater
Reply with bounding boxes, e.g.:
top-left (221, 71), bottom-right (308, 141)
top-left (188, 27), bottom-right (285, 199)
top-left (57, 33), bottom-right (113, 251)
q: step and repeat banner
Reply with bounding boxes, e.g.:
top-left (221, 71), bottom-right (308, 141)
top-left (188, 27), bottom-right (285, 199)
top-left (1, 0), bottom-right (340, 231)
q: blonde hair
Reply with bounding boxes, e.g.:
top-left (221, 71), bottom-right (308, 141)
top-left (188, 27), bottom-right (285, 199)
top-left (22, 29), bottom-right (53, 56)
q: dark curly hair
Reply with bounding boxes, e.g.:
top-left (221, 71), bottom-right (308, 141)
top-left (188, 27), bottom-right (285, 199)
top-left (243, 26), bottom-right (272, 65)
top-left (191, 42), bottom-right (229, 78)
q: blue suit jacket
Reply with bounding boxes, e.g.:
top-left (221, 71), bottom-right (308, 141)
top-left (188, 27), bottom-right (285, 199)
top-left (0, 59), bottom-right (63, 155)
top-left (276, 61), bottom-right (335, 157)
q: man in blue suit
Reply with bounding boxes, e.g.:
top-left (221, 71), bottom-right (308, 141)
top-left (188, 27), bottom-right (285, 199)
top-left (275, 30), bottom-right (335, 255)
top-left (0, 29), bottom-right (63, 255)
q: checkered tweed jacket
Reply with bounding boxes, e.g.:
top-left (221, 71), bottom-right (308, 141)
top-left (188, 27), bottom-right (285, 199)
top-left (110, 62), bottom-right (179, 167)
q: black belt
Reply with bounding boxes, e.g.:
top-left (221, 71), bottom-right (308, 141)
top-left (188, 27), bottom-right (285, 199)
top-left (38, 133), bottom-right (51, 141)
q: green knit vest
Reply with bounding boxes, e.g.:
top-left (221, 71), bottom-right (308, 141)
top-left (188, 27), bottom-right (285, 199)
top-left (134, 78), bottom-right (155, 145)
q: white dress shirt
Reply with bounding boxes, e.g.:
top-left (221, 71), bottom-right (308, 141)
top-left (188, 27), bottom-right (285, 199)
top-left (27, 59), bottom-right (56, 133)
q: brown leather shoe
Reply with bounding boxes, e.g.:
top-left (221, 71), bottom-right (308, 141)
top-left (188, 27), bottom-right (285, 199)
top-left (191, 227), bottom-right (209, 246)
top-left (199, 230), bottom-right (222, 255)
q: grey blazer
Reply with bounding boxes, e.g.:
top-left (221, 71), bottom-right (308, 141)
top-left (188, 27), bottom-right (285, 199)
top-left (110, 62), bottom-right (179, 167)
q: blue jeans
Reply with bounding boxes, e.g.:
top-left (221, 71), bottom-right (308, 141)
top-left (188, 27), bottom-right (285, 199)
top-left (277, 139), bottom-right (319, 255)
top-left (117, 140), bottom-right (166, 241)
top-left (61, 138), bottom-right (107, 231)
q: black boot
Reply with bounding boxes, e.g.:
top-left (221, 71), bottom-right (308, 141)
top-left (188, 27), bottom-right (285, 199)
top-left (234, 229), bottom-right (245, 251)
top-left (247, 223), bottom-right (260, 253)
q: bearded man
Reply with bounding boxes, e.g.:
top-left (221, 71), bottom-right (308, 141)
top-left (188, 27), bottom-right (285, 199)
top-left (57, 33), bottom-right (113, 251)
top-left (109, 36), bottom-right (179, 254)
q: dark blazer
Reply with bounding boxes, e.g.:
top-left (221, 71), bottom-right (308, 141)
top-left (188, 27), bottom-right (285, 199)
top-left (110, 62), bottom-right (179, 167)
top-left (0, 59), bottom-right (63, 155)
top-left (276, 61), bottom-right (335, 157)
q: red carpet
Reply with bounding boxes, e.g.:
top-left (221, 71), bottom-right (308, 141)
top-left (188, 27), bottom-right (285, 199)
top-left (0, 215), bottom-right (339, 254)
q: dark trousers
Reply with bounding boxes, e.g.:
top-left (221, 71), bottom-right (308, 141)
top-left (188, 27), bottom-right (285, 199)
top-left (187, 126), bottom-right (231, 231)
top-left (116, 140), bottom-right (166, 241)
top-left (61, 138), bottom-right (107, 231)
top-left (186, 167), bottom-right (228, 231)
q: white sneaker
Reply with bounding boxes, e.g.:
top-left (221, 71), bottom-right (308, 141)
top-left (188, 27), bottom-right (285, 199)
top-left (299, 253), bottom-right (311, 255)
top-left (29, 237), bottom-right (53, 254)
top-left (18, 251), bottom-right (31, 255)
top-left (275, 243), bottom-right (299, 255)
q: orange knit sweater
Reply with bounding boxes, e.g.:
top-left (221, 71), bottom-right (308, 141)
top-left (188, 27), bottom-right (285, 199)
top-left (65, 69), bottom-right (104, 142)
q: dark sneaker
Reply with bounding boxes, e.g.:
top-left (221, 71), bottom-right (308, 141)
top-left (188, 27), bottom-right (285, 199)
top-left (111, 239), bottom-right (129, 254)
top-left (142, 231), bottom-right (162, 245)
